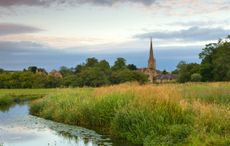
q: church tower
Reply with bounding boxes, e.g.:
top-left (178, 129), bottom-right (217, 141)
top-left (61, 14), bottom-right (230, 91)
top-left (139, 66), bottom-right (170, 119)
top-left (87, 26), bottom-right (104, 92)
top-left (148, 38), bottom-right (157, 82)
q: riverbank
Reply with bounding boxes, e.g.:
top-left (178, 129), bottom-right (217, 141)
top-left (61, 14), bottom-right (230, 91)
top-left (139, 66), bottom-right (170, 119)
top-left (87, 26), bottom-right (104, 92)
top-left (0, 89), bottom-right (52, 108)
top-left (1, 83), bottom-right (230, 145)
top-left (26, 82), bottom-right (230, 146)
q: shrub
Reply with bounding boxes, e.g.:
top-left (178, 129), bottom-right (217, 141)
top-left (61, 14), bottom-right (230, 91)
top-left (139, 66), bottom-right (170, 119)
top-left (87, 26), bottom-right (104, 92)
top-left (191, 73), bottom-right (202, 82)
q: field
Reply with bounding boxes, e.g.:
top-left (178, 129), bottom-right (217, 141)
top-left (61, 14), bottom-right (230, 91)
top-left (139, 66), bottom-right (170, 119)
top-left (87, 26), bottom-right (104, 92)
top-left (1, 82), bottom-right (230, 146)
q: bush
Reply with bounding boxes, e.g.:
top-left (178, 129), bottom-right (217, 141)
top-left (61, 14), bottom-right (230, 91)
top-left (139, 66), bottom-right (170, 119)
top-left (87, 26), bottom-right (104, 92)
top-left (191, 73), bottom-right (202, 82)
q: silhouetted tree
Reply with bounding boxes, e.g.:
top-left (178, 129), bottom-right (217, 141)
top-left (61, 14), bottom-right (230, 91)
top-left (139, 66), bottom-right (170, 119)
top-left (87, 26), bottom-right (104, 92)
top-left (28, 66), bottom-right (37, 73)
top-left (127, 64), bottom-right (137, 70)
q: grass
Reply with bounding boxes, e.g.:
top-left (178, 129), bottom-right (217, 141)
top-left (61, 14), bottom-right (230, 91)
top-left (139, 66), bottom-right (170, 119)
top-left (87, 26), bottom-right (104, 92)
top-left (0, 89), bottom-right (55, 108)
top-left (1, 82), bottom-right (230, 145)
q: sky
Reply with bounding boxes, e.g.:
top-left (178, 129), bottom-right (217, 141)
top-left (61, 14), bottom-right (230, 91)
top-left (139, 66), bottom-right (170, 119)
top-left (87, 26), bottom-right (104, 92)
top-left (0, 0), bottom-right (230, 71)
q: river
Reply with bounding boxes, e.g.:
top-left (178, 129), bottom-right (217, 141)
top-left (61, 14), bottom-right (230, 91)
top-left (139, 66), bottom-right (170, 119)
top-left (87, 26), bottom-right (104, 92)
top-left (0, 103), bottom-right (134, 146)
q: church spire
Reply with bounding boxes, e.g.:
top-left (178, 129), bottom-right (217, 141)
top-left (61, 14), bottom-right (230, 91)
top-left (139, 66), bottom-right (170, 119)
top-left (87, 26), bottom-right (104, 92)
top-left (147, 37), bottom-right (156, 82)
top-left (149, 37), bottom-right (154, 61)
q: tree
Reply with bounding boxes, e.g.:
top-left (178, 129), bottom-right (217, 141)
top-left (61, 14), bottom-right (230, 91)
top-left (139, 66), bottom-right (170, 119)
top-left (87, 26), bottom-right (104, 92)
top-left (32, 74), bottom-right (48, 88)
top-left (162, 69), bottom-right (168, 75)
top-left (75, 64), bottom-right (84, 73)
top-left (77, 67), bottom-right (110, 87)
top-left (111, 69), bottom-right (147, 84)
top-left (176, 61), bottom-right (200, 83)
top-left (199, 35), bottom-right (230, 81)
top-left (112, 57), bottom-right (127, 71)
top-left (47, 76), bottom-right (61, 88)
top-left (0, 57), bottom-right (148, 88)
top-left (28, 66), bottom-right (37, 73)
top-left (19, 71), bottom-right (34, 88)
top-left (0, 68), bottom-right (4, 73)
top-left (59, 66), bottom-right (74, 77)
top-left (127, 64), bottom-right (137, 70)
top-left (98, 60), bottom-right (110, 70)
top-left (85, 57), bottom-right (98, 67)
top-left (62, 75), bottom-right (78, 87)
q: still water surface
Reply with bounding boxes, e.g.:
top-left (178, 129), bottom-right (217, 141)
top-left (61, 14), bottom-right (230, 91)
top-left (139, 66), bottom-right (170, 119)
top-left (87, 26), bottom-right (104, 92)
top-left (0, 103), bottom-right (133, 146)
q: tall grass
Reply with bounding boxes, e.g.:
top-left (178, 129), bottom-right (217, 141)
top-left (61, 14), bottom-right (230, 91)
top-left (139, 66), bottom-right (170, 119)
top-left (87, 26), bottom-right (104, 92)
top-left (182, 82), bottom-right (230, 105)
top-left (5, 82), bottom-right (230, 146)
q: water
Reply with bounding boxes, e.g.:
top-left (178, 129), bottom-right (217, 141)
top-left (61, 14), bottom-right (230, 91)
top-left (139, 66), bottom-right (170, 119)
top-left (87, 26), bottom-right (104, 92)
top-left (0, 103), bottom-right (134, 146)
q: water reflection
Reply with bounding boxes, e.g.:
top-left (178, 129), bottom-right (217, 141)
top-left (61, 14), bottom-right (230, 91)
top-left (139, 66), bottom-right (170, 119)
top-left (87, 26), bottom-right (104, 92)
top-left (0, 103), bottom-right (119, 146)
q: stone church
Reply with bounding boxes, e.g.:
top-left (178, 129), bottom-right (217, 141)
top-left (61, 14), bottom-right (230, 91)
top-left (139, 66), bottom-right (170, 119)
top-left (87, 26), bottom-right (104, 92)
top-left (139, 38), bottom-right (157, 82)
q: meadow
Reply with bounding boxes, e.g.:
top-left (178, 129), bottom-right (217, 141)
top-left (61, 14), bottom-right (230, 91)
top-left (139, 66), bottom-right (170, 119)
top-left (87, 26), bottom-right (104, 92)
top-left (1, 82), bottom-right (230, 146)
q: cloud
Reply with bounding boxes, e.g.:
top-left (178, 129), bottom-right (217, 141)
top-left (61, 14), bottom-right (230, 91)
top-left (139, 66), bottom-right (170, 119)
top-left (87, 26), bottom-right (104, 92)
top-left (169, 19), bottom-right (230, 27)
top-left (0, 23), bottom-right (42, 36)
top-left (0, 0), bottom-right (229, 17)
top-left (0, 41), bottom-right (49, 55)
top-left (0, 0), bottom-right (157, 7)
top-left (135, 27), bottom-right (230, 41)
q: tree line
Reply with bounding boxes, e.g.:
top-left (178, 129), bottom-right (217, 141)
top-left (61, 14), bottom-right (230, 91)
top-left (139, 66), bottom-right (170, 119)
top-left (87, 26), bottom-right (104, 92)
top-left (175, 35), bottom-right (230, 82)
top-left (0, 58), bottom-right (147, 88)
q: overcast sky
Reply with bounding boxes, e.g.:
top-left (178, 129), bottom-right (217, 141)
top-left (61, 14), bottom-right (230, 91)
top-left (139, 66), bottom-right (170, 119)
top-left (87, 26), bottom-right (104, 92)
top-left (0, 0), bottom-right (230, 71)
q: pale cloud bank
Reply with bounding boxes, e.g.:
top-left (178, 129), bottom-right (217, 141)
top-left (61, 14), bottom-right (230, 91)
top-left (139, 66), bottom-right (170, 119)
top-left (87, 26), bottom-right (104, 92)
top-left (0, 23), bottom-right (42, 36)
top-left (135, 27), bottom-right (230, 41)
top-left (0, 0), bottom-right (158, 7)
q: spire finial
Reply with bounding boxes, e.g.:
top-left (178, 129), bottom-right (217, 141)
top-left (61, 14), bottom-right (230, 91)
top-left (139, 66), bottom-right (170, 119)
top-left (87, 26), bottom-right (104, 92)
top-left (149, 37), bottom-right (154, 60)
top-left (150, 37), bottom-right (153, 48)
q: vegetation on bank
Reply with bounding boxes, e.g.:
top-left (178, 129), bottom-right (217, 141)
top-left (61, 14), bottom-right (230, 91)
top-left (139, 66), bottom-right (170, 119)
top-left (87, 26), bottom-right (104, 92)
top-left (28, 82), bottom-right (230, 146)
top-left (0, 89), bottom-right (52, 108)
top-left (0, 58), bottom-right (147, 88)
top-left (175, 35), bottom-right (230, 82)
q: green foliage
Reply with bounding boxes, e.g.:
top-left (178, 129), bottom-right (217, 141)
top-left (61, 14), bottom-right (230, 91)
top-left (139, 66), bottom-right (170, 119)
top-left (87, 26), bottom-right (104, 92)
top-left (0, 68), bottom-right (4, 73)
top-left (191, 73), bottom-right (202, 82)
top-left (65, 57), bottom-right (147, 87)
top-left (176, 61), bottom-right (200, 83)
top-left (0, 57), bottom-right (147, 88)
top-left (112, 57), bottom-right (127, 71)
top-left (85, 57), bottom-right (98, 67)
top-left (162, 69), bottom-right (168, 75)
top-left (174, 34), bottom-right (230, 82)
top-left (111, 69), bottom-right (147, 84)
top-left (0, 95), bottom-right (13, 106)
top-left (59, 66), bottom-right (74, 76)
top-left (76, 67), bottom-right (111, 87)
top-left (127, 64), bottom-right (137, 70)
top-left (28, 66), bottom-right (38, 73)
top-left (200, 36), bottom-right (230, 81)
